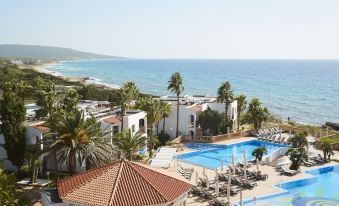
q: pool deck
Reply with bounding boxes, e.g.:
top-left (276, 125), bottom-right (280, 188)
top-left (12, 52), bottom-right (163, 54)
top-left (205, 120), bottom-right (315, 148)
top-left (168, 136), bottom-right (339, 206)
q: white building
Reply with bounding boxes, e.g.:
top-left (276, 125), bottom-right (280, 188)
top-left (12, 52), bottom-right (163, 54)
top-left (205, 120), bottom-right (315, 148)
top-left (157, 95), bottom-right (237, 139)
top-left (99, 109), bottom-right (147, 154)
top-left (0, 100), bottom-right (147, 172)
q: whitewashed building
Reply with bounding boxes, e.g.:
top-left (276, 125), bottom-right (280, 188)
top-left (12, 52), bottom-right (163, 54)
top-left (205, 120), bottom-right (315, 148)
top-left (157, 95), bottom-right (238, 139)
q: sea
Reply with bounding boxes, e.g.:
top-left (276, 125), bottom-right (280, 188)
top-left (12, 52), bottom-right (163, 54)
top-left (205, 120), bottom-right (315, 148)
top-left (47, 59), bottom-right (339, 125)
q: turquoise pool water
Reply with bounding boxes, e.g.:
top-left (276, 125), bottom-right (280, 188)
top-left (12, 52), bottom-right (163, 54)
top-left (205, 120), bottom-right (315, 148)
top-left (177, 140), bottom-right (288, 169)
top-left (243, 165), bottom-right (339, 206)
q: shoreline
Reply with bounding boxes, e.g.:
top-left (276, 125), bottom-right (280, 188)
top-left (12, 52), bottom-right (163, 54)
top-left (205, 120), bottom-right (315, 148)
top-left (29, 61), bottom-right (326, 127)
top-left (31, 61), bottom-right (120, 90)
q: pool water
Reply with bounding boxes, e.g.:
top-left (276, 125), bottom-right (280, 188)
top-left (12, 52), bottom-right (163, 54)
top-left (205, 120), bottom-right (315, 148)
top-left (177, 140), bottom-right (288, 169)
top-left (243, 165), bottom-right (339, 206)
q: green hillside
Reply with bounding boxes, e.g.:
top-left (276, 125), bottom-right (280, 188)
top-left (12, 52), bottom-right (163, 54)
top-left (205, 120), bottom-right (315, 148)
top-left (0, 44), bottom-right (122, 60)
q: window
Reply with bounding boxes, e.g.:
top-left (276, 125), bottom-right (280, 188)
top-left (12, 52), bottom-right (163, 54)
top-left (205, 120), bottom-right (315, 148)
top-left (132, 124), bottom-right (136, 133)
top-left (113, 126), bottom-right (119, 135)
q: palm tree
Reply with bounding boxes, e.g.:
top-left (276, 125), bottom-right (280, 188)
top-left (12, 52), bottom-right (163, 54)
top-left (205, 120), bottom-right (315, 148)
top-left (248, 98), bottom-right (269, 129)
top-left (286, 147), bottom-right (308, 170)
top-left (43, 111), bottom-right (113, 174)
top-left (117, 81), bottom-right (139, 132)
top-left (287, 133), bottom-right (308, 148)
top-left (320, 142), bottom-right (334, 160)
top-left (124, 81), bottom-right (139, 109)
top-left (136, 97), bottom-right (162, 135)
top-left (235, 95), bottom-right (247, 130)
top-left (168, 72), bottom-right (184, 138)
top-left (159, 101), bottom-right (172, 133)
top-left (112, 129), bottom-right (147, 160)
top-left (286, 133), bottom-right (308, 170)
top-left (252, 147), bottom-right (267, 161)
top-left (148, 135), bottom-right (160, 157)
top-left (217, 81), bottom-right (234, 132)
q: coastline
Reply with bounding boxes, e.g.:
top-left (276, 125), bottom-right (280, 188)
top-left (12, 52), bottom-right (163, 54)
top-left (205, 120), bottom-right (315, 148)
top-left (31, 61), bottom-right (120, 90)
top-left (28, 60), bottom-right (333, 127)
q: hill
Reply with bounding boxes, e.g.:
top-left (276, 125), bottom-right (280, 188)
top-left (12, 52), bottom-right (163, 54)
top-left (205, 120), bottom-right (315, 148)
top-left (0, 44), bottom-right (122, 60)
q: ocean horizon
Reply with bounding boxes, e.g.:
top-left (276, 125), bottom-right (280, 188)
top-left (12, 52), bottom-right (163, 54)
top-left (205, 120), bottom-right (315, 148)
top-left (48, 59), bottom-right (339, 126)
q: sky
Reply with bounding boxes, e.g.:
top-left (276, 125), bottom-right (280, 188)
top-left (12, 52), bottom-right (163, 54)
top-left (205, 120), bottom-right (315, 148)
top-left (1, 0), bottom-right (339, 59)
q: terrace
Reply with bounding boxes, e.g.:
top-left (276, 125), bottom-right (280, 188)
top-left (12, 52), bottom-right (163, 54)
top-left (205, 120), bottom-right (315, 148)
top-left (155, 129), bottom-right (339, 206)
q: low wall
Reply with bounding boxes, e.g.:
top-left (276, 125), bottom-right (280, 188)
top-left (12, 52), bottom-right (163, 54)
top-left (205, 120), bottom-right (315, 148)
top-left (181, 130), bottom-right (250, 143)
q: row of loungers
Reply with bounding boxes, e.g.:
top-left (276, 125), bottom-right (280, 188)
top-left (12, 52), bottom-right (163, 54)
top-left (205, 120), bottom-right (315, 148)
top-left (177, 166), bottom-right (194, 180)
top-left (281, 154), bottom-right (329, 176)
top-left (257, 134), bottom-right (291, 145)
top-left (149, 147), bottom-right (177, 168)
top-left (252, 127), bottom-right (284, 137)
top-left (303, 154), bottom-right (329, 167)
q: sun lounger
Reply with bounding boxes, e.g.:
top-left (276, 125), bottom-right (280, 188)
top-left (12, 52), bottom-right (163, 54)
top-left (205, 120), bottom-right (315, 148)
top-left (209, 198), bottom-right (233, 206)
top-left (302, 160), bottom-right (315, 167)
top-left (177, 166), bottom-right (194, 180)
top-left (280, 165), bottom-right (298, 176)
top-left (200, 190), bottom-right (216, 199)
top-left (149, 159), bottom-right (171, 168)
top-left (242, 178), bottom-right (257, 189)
top-left (221, 184), bottom-right (240, 196)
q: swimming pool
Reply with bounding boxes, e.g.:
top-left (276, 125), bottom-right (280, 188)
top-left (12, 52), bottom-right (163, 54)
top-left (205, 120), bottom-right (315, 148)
top-left (177, 140), bottom-right (288, 169)
top-left (243, 165), bottom-right (339, 206)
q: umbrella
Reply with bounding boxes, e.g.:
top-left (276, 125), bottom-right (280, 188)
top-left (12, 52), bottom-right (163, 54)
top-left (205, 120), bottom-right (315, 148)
top-left (243, 149), bottom-right (247, 178)
top-left (254, 196), bottom-right (256, 206)
top-left (256, 159), bottom-right (259, 171)
top-left (215, 168), bottom-right (218, 181)
top-left (279, 130), bottom-right (282, 138)
top-left (215, 176), bottom-right (219, 197)
top-left (227, 171), bottom-right (231, 201)
top-left (289, 130), bottom-right (291, 137)
top-left (205, 174), bottom-right (210, 188)
top-left (221, 160), bottom-right (224, 171)
top-left (240, 190), bottom-right (243, 206)
top-left (232, 153), bottom-right (236, 175)
top-left (195, 171), bottom-right (199, 185)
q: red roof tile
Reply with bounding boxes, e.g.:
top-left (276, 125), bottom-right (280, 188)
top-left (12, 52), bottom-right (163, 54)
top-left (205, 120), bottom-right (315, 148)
top-left (57, 160), bottom-right (192, 206)
top-left (32, 124), bottom-right (50, 132)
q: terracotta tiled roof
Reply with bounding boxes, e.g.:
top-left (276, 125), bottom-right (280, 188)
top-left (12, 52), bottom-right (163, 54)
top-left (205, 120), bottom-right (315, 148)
top-left (57, 160), bottom-right (192, 206)
top-left (103, 115), bottom-right (121, 125)
top-left (32, 124), bottom-right (50, 132)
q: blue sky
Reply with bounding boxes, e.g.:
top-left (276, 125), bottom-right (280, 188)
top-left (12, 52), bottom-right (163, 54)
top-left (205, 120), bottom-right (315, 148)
top-left (1, 0), bottom-right (339, 58)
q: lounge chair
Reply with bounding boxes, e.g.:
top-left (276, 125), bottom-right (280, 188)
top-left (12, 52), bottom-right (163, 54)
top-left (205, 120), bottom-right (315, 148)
top-left (240, 178), bottom-right (257, 189)
top-left (190, 186), bottom-right (202, 196)
top-left (253, 171), bottom-right (268, 180)
top-left (177, 166), bottom-right (194, 180)
top-left (221, 184), bottom-right (240, 196)
top-left (302, 160), bottom-right (315, 167)
top-left (209, 198), bottom-right (233, 206)
top-left (280, 165), bottom-right (298, 176)
top-left (200, 190), bottom-right (216, 199)
top-left (199, 178), bottom-right (216, 188)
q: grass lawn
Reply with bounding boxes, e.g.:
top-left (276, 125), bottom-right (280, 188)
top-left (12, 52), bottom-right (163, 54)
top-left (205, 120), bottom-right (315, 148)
top-left (321, 135), bottom-right (339, 144)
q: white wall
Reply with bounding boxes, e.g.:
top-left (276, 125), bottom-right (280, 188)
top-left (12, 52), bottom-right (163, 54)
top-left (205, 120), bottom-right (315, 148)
top-left (159, 106), bottom-right (197, 139)
top-left (159, 100), bottom-right (238, 139)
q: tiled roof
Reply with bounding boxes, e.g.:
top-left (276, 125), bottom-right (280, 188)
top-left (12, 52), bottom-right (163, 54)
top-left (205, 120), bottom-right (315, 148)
top-left (103, 115), bottom-right (121, 125)
top-left (32, 124), bottom-right (50, 132)
top-left (57, 160), bottom-right (192, 206)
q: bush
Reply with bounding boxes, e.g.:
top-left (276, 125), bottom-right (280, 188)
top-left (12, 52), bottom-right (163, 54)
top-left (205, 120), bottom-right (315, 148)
top-left (158, 132), bottom-right (170, 146)
top-left (134, 154), bottom-right (144, 161)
